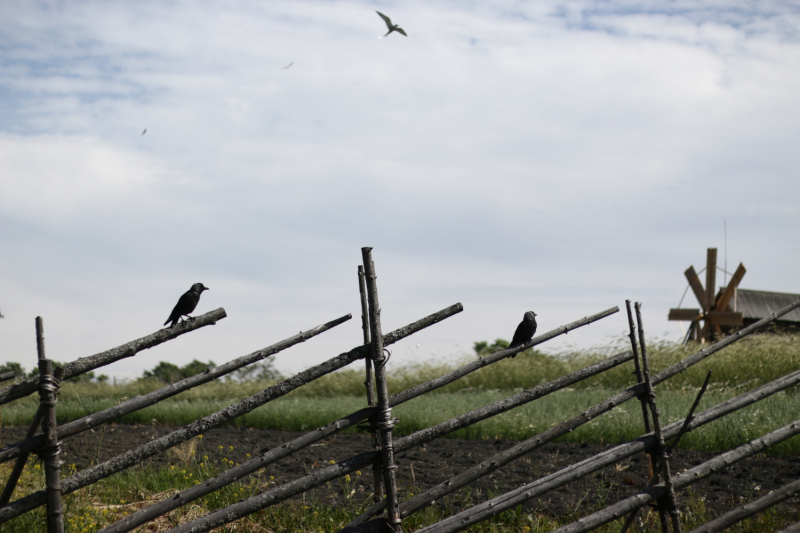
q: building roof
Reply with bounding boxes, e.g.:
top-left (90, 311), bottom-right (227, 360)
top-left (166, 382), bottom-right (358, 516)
top-left (732, 288), bottom-right (800, 323)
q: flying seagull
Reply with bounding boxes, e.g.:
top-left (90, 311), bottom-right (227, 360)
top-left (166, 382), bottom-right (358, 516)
top-left (142, 129), bottom-right (147, 135)
top-left (282, 62), bottom-right (293, 70)
top-left (509, 311), bottom-right (537, 357)
top-left (164, 283), bottom-right (209, 328)
top-left (376, 11), bottom-right (407, 37)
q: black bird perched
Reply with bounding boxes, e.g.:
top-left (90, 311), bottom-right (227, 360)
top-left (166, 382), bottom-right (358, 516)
top-left (376, 11), bottom-right (407, 37)
top-left (164, 283), bottom-right (209, 328)
top-left (509, 311), bottom-right (537, 357)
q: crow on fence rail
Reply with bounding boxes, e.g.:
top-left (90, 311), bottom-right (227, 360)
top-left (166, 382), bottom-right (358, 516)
top-left (509, 311), bottom-right (537, 357)
top-left (164, 283), bottom-right (209, 328)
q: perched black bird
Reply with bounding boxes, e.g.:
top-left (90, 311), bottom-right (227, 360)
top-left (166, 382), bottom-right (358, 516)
top-left (509, 311), bottom-right (537, 357)
top-left (376, 11), bottom-right (407, 37)
top-left (164, 283), bottom-right (209, 328)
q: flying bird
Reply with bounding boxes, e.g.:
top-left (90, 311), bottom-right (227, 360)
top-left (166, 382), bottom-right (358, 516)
top-left (164, 283), bottom-right (209, 328)
top-left (282, 62), bottom-right (293, 70)
top-left (142, 129), bottom-right (147, 135)
top-left (376, 11), bottom-right (407, 37)
top-left (509, 311), bottom-right (537, 357)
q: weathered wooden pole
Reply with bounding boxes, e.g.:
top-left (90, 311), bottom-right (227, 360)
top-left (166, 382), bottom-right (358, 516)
top-left (359, 265), bottom-right (383, 504)
top-left (625, 300), bottom-right (651, 433)
top-left (668, 370), bottom-right (712, 454)
top-left (636, 303), bottom-right (682, 533)
top-left (0, 368), bottom-right (62, 506)
top-left (0, 308), bottom-right (227, 405)
top-left (620, 300), bottom-right (655, 533)
top-left (35, 318), bottom-right (64, 533)
top-left (0, 372), bottom-right (15, 383)
top-left (361, 247), bottom-right (401, 531)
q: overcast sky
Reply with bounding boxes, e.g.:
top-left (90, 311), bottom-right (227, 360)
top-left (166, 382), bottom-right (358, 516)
top-left (1, 1), bottom-right (799, 380)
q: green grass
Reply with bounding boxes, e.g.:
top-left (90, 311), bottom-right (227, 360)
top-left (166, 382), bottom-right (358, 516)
top-left (2, 333), bottom-right (799, 455)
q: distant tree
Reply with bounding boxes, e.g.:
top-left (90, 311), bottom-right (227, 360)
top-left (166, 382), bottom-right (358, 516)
top-left (473, 339), bottom-right (510, 357)
top-left (228, 359), bottom-right (282, 382)
top-left (142, 362), bottom-right (183, 384)
top-left (142, 360), bottom-right (216, 384)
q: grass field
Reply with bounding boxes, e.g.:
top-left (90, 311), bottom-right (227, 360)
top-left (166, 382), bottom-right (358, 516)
top-left (3, 333), bottom-right (799, 453)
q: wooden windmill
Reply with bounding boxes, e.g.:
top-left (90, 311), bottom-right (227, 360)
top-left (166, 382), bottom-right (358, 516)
top-left (668, 248), bottom-right (747, 343)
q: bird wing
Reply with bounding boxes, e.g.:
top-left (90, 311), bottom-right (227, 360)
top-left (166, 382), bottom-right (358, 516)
top-left (510, 322), bottom-right (526, 346)
top-left (376, 11), bottom-right (393, 29)
top-left (396, 27), bottom-right (407, 36)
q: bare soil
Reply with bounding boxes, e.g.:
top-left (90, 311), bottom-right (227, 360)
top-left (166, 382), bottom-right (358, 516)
top-left (3, 424), bottom-right (799, 522)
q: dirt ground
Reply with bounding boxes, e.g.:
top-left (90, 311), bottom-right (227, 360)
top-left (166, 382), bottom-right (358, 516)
top-left (3, 424), bottom-right (799, 523)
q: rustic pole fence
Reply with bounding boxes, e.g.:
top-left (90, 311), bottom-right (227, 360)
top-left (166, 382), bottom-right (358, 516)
top-left (32, 318), bottom-right (65, 533)
top-left (668, 370), bottom-right (712, 454)
top-left (157, 348), bottom-right (634, 533)
top-left (389, 306), bottom-right (619, 405)
top-left (0, 372), bottom-right (15, 383)
top-left (0, 303), bottom-right (463, 523)
top-left (547, 419), bottom-right (800, 533)
top-left (625, 300), bottom-right (651, 434)
top-left (620, 368), bottom-right (713, 533)
top-left (411, 379), bottom-right (800, 533)
top-left (347, 349), bottom-right (635, 526)
top-left (0, 367), bottom-right (64, 505)
top-left (635, 302), bottom-right (681, 533)
top-left (38, 358), bottom-right (64, 533)
top-left (384, 301), bottom-right (800, 533)
top-left (101, 305), bottom-right (622, 533)
top-left (361, 247), bottom-right (401, 532)
top-left (619, 300), bottom-right (654, 533)
top-left (0, 308), bottom-right (227, 406)
top-left (358, 264), bottom-right (383, 505)
top-left (0, 314), bottom-right (351, 464)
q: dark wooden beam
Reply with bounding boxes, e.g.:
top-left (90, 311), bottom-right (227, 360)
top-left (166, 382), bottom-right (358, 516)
top-left (706, 311), bottom-right (743, 327)
top-left (705, 248), bottom-right (717, 310)
top-left (669, 308), bottom-right (701, 321)
top-left (685, 266), bottom-right (707, 311)
top-left (716, 263), bottom-right (746, 312)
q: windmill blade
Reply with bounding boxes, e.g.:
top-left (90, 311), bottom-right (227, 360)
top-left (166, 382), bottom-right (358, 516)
top-left (715, 262), bottom-right (747, 311)
top-left (669, 308), bottom-right (701, 321)
top-left (706, 311), bottom-right (743, 326)
top-left (685, 266), bottom-right (708, 312)
top-left (705, 248), bottom-right (717, 311)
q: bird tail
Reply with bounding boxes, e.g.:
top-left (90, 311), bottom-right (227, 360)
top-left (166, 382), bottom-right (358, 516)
top-left (164, 317), bottom-right (175, 327)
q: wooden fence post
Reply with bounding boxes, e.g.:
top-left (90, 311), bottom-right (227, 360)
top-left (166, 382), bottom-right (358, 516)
top-left (636, 303), bottom-right (682, 533)
top-left (361, 247), bottom-right (401, 532)
top-left (359, 265), bottom-right (383, 505)
top-left (35, 317), bottom-right (64, 533)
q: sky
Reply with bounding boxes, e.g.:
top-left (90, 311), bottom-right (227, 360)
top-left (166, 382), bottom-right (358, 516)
top-left (1, 1), bottom-right (799, 381)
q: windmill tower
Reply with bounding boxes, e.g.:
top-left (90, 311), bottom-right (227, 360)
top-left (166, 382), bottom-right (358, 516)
top-left (668, 248), bottom-right (747, 343)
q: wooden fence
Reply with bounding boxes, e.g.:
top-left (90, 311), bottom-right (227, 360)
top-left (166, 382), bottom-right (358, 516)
top-left (0, 246), bottom-right (799, 533)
